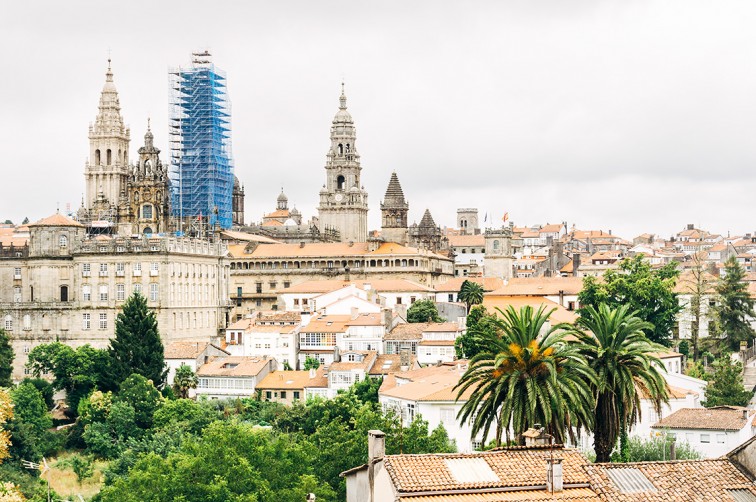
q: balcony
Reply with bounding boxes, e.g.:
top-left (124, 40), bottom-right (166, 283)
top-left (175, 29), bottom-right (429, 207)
top-left (133, 270), bottom-right (142, 277)
top-left (99, 271), bottom-right (108, 277)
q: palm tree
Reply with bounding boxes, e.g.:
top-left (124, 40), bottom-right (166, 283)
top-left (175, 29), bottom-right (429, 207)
top-left (455, 305), bottom-right (595, 447)
top-left (172, 363), bottom-right (199, 399)
top-left (572, 304), bottom-right (669, 462)
top-left (458, 280), bottom-right (485, 313)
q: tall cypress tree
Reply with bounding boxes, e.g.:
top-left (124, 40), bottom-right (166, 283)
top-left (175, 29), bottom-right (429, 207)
top-left (0, 328), bottom-right (14, 387)
top-left (712, 257), bottom-right (756, 353)
top-left (105, 292), bottom-right (167, 390)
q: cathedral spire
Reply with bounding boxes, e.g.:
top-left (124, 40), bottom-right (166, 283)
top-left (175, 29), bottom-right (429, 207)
top-left (339, 81), bottom-right (347, 110)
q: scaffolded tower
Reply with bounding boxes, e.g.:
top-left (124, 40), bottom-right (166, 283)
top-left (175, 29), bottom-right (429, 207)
top-left (169, 51), bottom-right (234, 231)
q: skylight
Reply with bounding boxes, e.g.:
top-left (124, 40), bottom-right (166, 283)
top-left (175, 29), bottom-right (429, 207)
top-left (606, 468), bottom-right (657, 493)
top-left (445, 458), bottom-right (499, 484)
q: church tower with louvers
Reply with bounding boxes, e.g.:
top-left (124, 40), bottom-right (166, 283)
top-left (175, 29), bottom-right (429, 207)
top-left (317, 84), bottom-right (369, 243)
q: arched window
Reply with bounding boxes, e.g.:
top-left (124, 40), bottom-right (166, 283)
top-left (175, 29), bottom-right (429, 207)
top-left (95, 149), bottom-right (101, 165)
top-left (338, 144), bottom-right (343, 155)
top-left (346, 143), bottom-right (351, 152)
top-left (60, 285), bottom-right (69, 302)
top-left (107, 149), bottom-right (112, 165)
top-left (117, 149), bottom-right (121, 165)
top-left (59, 234), bottom-right (68, 248)
top-left (337, 175), bottom-right (345, 190)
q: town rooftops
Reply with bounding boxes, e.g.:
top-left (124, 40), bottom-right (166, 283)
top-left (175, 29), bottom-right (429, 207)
top-left (487, 277), bottom-right (584, 296)
top-left (374, 446), bottom-right (593, 494)
top-left (482, 296), bottom-right (578, 324)
top-left (435, 277), bottom-right (504, 293)
top-left (385, 322), bottom-right (460, 341)
top-left (652, 406), bottom-right (755, 431)
top-left (197, 356), bottom-right (273, 377)
top-left (329, 351), bottom-right (378, 372)
top-left (29, 213), bottom-right (84, 227)
top-left (447, 234), bottom-right (485, 247)
top-left (369, 354), bottom-right (419, 376)
top-left (164, 341), bottom-right (228, 360)
top-left (226, 318), bottom-right (255, 331)
top-left (380, 362), bottom-right (471, 402)
top-left (345, 312), bottom-right (384, 326)
top-left (283, 279), bottom-right (433, 294)
top-left (300, 315), bottom-right (352, 333)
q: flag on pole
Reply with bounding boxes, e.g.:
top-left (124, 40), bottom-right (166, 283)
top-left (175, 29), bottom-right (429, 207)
top-left (484, 212), bottom-right (488, 223)
top-left (502, 212), bottom-right (509, 222)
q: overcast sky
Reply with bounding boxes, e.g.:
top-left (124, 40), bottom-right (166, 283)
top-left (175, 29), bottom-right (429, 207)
top-left (3, 1), bottom-right (756, 240)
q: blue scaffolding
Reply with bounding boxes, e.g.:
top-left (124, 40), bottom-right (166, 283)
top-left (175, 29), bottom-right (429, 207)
top-left (169, 51), bottom-right (234, 231)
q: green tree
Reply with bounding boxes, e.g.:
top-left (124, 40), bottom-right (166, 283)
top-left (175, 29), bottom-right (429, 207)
top-left (703, 357), bottom-right (754, 407)
top-left (579, 255), bottom-right (681, 346)
top-left (172, 364), bottom-right (198, 399)
top-left (710, 257), bottom-right (756, 353)
top-left (105, 292), bottom-right (168, 390)
top-left (406, 299), bottom-right (443, 323)
top-left (573, 304), bottom-right (669, 463)
top-left (19, 378), bottom-right (54, 410)
top-left (0, 329), bottom-right (13, 388)
top-left (116, 374), bottom-right (162, 430)
top-left (10, 382), bottom-right (51, 433)
top-left (352, 376), bottom-right (381, 404)
top-left (303, 356), bottom-right (320, 370)
top-left (617, 435), bottom-right (701, 462)
top-left (458, 280), bottom-right (485, 313)
top-left (26, 342), bottom-right (109, 413)
top-left (455, 305), bottom-right (595, 447)
top-left (455, 305), bottom-right (498, 359)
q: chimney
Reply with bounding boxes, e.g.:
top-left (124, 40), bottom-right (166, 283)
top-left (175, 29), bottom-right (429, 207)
top-left (546, 458), bottom-right (563, 493)
top-left (743, 409), bottom-right (749, 420)
top-left (333, 346), bottom-right (341, 363)
top-left (399, 347), bottom-right (411, 371)
top-left (368, 430), bottom-right (385, 462)
top-left (558, 290), bottom-right (564, 307)
top-left (345, 266), bottom-right (351, 282)
top-left (572, 253), bottom-right (581, 277)
top-left (687, 223), bottom-right (694, 230)
top-left (309, 367), bottom-right (316, 379)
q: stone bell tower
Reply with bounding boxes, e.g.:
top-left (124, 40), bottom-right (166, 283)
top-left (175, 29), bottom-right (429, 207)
top-left (317, 84), bottom-right (369, 242)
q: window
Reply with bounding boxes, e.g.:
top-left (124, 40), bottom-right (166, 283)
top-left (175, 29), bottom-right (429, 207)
top-left (700, 434), bottom-right (710, 443)
top-left (410, 296), bottom-right (417, 304)
top-left (150, 283), bottom-right (159, 301)
top-left (265, 391), bottom-right (272, 400)
top-left (405, 403), bottom-right (415, 422)
top-left (82, 284), bottom-right (91, 301)
top-left (448, 293), bottom-right (454, 302)
top-left (256, 282), bottom-right (262, 293)
top-left (150, 262), bottom-right (159, 276)
top-left (99, 263), bottom-right (108, 276)
top-left (293, 391), bottom-right (300, 400)
top-left (142, 204), bottom-right (153, 219)
top-left (284, 281), bottom-right (290, 288)
top-left (99, 285), bottom-right (108, 301)
top-left (116, 284), bottom-right (125, 301)
top-left (13, 286), bottom-right (21, 303)
top-left (133, 262), bottom-right (142, 276)
top-left (4, 315), bottom-right (12, 331)
top-left (82, 264), bottom-right (90, 277)
top-left (269, 282), bottom-right (277, 290)
top-left (116, 262), bottom-right (125, 276)
top-left (13, 267), bottom-right (21, 279)
top-left (82, 313), bottom-right (91, 330)
top-left (134, 283), bottom-right (142, 295)
top-left (99, 313), bottom-right (107, 330)
top-left (396, 297), bottom-right (402, 305)
top-left (440, 408), bottom-right (455, 426)
top-left (280, 391), bottom-right (287, 399)
top-left (23, 315), bottom-right (31, 330)
top-left (59, 234), bottom-right (68, 248)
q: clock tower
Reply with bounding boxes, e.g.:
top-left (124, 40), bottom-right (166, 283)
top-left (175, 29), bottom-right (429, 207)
top-left (317, 84), bottom-right (369, 242)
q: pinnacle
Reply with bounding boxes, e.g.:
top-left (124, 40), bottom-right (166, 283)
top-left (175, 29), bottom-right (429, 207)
top-left (383, 171), bottom-right (406, 202)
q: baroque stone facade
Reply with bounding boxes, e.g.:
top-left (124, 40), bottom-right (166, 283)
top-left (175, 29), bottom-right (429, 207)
top-left (0, 214), bottom-right (230, 381)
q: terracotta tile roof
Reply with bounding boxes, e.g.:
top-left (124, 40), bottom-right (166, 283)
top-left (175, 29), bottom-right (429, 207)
top-left (227, 318), bottom-right (255, 331)
top-left (488, 277), bottom-right (584, 296)
top-left (397, 487), bottom-right (599, 501)
top-left (385, 323), bottom-right (428, 341)
top-left (248, 324), bottom-right (298, 334)
top-left (254, 311), bottom-right (302, 323)
top-left (418, 340), bottom-right (456, 346)
top-left (584, 459), bottom-right (756, 501)
top-left (163, 341), bottom-right (227, 359)
top-left (346, 313), bottom-right (385, 326)
top-left (257, 370), bottom-right (319, 391)
top-left (435, 277), bottom-right (504, 293)
top-left (382, 447), bottom-right (591, 493)
top-left (261, 219), bottom-right (284, 227)
top-left (369, 354), bottom-right (419, 376)
top-left (29, 213), bottom-right (84, 227)
top-left (264, 209), bottom-right (290, 219)
top-left (647, 351), bottom-right (683, 360)
top-left (284, 279), bottom-right (433, 294)
top-left (197, 356), bottom-right (273, 377)
top-left (380, 362), bottom-right (471, 402)
top-left (672, 271), bottom-right (718, 294)
top-left (447, 234), bottom-right (485, 247)
top-left (304, 367), bottom-right (328, 388)
top-left (539, 224), bottom-right (564, 234)
top-left (424, 323), bottom-right (462, 332)
top-left (229, 241), bottom-right (449, 259)
top-left (651, 406), bottom-right (755, 431)
top-left (300, 315), bottom-right (351, 333)
top-left (483, 296), bottom-right (578, 325)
